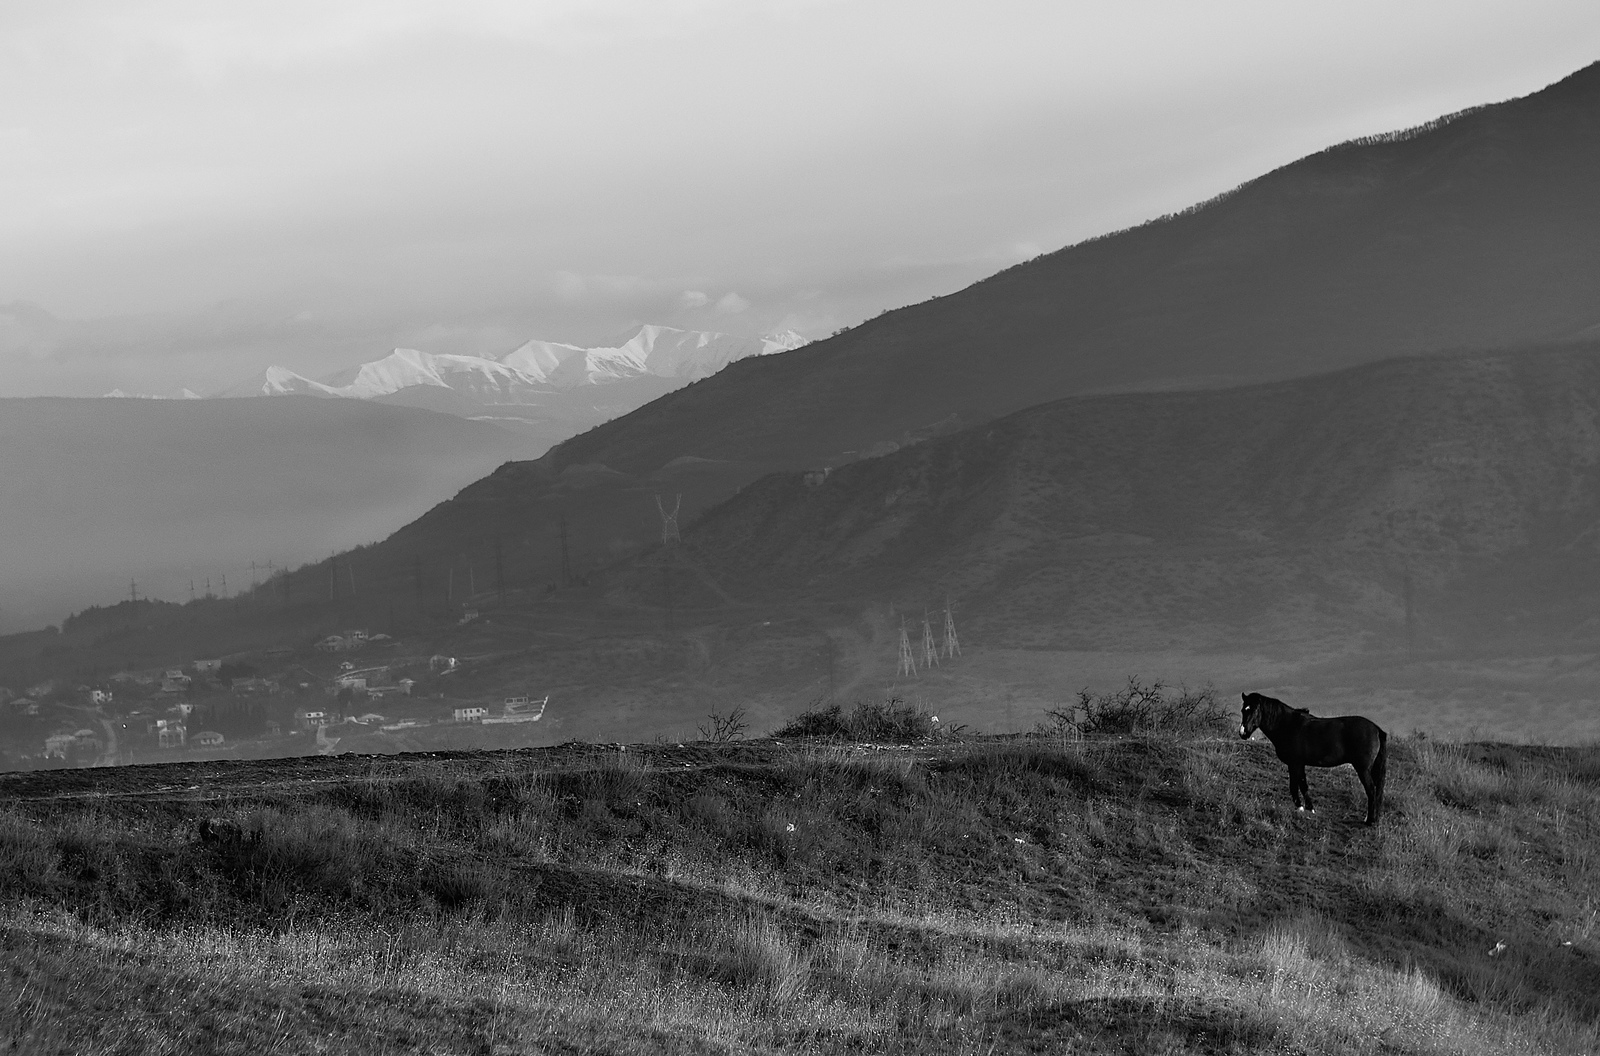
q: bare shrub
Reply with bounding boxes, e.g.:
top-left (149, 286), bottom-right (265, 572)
top-left (773, 698), bottom-right (934, 742)
top-left (1041, 678), bottom-right (1225, 738)
top-left (697, 706), bottom-right (749, 742)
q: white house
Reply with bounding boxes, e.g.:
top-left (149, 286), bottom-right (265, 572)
top-left (193, 731), bottom-right (224, 747)
top-left (155, 720), bottom-right (186, 749)
top-left (454, 706), bottom-right (488, 723)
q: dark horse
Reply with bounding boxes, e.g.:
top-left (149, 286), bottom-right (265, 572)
top-left (1240, 692), bottom-right (1387, 824)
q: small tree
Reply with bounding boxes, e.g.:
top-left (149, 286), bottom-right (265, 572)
top-left (697, 706), bottom-right (749, 743)
top-left (1039, 678), bottom-right (1223, 738)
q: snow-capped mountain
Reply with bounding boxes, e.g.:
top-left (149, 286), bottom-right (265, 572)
top-left (218, 325), bottom-right (806, 403)
top-left (102, 388), bottom-right (205, 400)
top-left (317, 348), bottom-right (548, 402)
top-left (215, 366), bottom-right (338, 398)
top-left (544, 326), bottom-right (806, 388)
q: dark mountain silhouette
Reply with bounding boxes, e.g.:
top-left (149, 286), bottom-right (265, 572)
top-left (668, 341), bottom-right (1600, 656)
top-left (381, 60), bottom-right (1600, 578)
top-left (550, 62), bottom-right (1600, 476)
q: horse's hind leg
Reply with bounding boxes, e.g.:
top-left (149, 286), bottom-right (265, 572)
top-left (1298, 764), bottom-right (1314, 814)
top-left (1356, 765), bottom-right (1378, 824)
top-left (1368, 751), bottom-right (1387, 825)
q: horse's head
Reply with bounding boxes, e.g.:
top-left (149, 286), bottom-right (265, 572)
top-left (1240, 692), bottom-right (1266, 739)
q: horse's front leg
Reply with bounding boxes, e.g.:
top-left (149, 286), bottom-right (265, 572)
top-left (1291, 763), bottom-right (1312, 813)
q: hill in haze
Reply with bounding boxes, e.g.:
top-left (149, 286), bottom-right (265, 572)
top-left (674, 342), bottom-right (1600, 653)
top-left (25, 344), bottom-right (1600, 747)
top-left (0, 397), bottom-right (550, 632)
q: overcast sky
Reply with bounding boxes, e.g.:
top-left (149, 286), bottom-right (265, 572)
top-left (2, 0), bottom-right (1598, 397)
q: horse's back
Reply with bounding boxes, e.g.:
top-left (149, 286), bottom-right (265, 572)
top-left (1286, 713), bottom-right (1384, 768)
top-left (1332, 714), bottom-right (1385, 765)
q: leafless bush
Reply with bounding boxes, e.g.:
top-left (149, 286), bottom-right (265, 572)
top-left (697, 706), bottom-right (749, 742)
top-left (1039, 678), bottom-right (1224, 738)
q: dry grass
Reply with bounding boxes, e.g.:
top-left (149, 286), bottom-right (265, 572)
top-left (2, 731), bottom-right (1598, 1053)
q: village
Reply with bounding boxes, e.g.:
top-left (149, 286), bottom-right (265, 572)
top-left (0, 626), bottom-right (548, 769)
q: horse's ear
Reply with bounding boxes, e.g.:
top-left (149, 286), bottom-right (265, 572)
top-left (1240, 692), bottom-right (1248, 702)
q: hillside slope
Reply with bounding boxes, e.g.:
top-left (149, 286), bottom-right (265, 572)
top-left (676, 342), bottom-right (1600, 653)
top-left (550, 61), bottom-right (1600, 477)
top-left (2, 735), bottom-right (1596, 1053)
top-left (359, 60), bottom-right (1600, 595)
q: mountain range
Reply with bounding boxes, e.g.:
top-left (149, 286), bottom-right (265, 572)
top-left (14, 61), bottom-right (1600, 741)
top-left (387, 61), bottom-right (1600, 574)
top-left (214, 324), bottom-right (804, 404)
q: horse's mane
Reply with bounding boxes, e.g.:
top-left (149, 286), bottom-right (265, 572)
top-left (1252, 693), bottom-right (1311, 718)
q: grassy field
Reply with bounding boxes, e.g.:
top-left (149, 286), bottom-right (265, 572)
top-left (1, 713), bottom-right (1597, 1054)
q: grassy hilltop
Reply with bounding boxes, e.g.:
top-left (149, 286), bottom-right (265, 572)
top-left (1, 706), bottom-right (1597, 1054)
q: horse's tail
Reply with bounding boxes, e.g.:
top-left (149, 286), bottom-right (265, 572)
top-left (1373, 727), bottom-right (1388, 795)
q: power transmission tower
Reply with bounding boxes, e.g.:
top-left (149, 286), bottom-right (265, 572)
top-left (922, 612), bottom-right (940, 668)
top-left (897, 619), bottom-right (917, 677)
top-left (943, 601), bottom-right (961, 658)
top-left (656, 496), bottom-right (681, 635)
top-left (128, 579), bottom-right (139, 604)
top-left (656, 494), bottom-right (682, 545)
top-left (220, 573), bottom-right (227, 598)
top-left (346, 561), bottom-right (356, 598)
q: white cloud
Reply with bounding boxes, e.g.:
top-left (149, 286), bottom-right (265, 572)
top-left (2, 1), bottom-right (1598, 393)
top-left (554, 271), bottom-right (586, 302)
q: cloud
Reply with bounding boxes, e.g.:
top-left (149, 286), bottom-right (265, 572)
top-left (715, 291), bottom-right (750, 314)
top-left (554, 271), bottom-right (587, 301)
top-left (678, 289), bottom-right (709, 308)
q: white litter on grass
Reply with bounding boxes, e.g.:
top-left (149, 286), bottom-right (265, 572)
top-left (785, 823), bottom-right (796, 833)
top-left (1489, 941), bottom-right (1508, 957)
